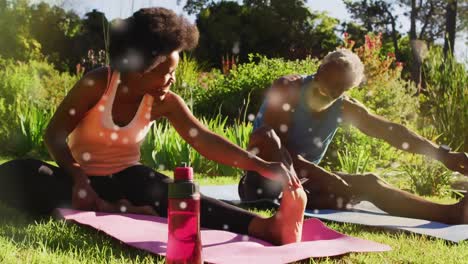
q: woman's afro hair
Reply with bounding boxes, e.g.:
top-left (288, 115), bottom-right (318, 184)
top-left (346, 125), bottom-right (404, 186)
top-left (109, 7), bottom-right (199, 72)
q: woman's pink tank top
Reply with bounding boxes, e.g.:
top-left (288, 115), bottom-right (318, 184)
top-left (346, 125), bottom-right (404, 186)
top-left (68, 68), bottom-right (155, 176)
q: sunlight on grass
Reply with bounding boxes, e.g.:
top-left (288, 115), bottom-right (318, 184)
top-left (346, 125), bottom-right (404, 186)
top-left (1, 157), bottom-right (467, 263)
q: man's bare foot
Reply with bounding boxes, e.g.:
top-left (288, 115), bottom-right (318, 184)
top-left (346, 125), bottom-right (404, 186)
top-left (248, 185), bottom-right (307, 245)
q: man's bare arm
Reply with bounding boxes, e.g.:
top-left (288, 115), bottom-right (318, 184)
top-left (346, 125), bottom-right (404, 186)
top-left (342, 97), bottom-right (443, 159)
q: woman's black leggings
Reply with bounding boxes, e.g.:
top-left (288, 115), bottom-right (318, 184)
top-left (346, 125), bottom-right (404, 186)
top-left (0, 158), bottom-right (256, 234)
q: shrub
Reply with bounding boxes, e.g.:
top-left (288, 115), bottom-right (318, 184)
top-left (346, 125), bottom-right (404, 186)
top-left (399, 155), bottom-right (454, 197)
top-left (141, 113), bottom-right (253, 176)
top-left (420, 47), bottom-right (467, 151)
top-left (0, 58), bottom-right (78, 157)
top-left (193, 54), bottom-right (320, 119)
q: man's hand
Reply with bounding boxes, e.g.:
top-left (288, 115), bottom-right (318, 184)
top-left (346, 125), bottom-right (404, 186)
top-left (441, 152), bottom-right (468, 176)
top-left (71, 180), bottom-right (102, 211)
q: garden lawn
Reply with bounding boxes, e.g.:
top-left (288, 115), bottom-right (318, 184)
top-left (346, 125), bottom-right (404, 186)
top-left (0, 158), bottom-right (467, 264)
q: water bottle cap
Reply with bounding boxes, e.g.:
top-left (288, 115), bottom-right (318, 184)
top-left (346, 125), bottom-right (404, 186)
top-left (174, 165), bottom-right (193, 181)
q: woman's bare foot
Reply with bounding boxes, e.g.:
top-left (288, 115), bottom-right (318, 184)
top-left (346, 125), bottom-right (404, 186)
top-left (248, 185), bottom-right (307, 245)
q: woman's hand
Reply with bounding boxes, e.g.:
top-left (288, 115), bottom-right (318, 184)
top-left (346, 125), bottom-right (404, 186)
top-left (258, 161), bottom-right (302, 188)
top-left (72, 181), bottom-right (158, 215)
top-left (71, 180), bottom-right (102, 211)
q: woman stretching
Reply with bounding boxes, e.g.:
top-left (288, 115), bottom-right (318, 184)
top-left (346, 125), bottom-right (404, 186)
top-left (0, 7), bottom-right (306, 245)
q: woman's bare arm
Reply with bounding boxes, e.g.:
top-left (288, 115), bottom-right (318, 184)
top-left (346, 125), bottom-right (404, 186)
top-left (44, 68), bottom-right (107, 184)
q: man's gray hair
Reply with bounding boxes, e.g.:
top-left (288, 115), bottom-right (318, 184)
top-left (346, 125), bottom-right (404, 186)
top-left (321, 48), bottom-right (365, 88)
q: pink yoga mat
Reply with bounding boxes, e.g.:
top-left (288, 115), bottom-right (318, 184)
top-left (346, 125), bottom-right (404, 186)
top-left (57, 208), bottom-right (391, 264)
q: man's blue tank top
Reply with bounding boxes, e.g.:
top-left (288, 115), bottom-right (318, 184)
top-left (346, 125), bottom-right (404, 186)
top-left (253, 74), bottom-right (344, 164)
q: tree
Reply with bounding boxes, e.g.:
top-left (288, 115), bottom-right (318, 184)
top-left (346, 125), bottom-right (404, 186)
top-left (29, 2), bottom-right (83, 71)
top-left (344, 0), bottom-right (402, 60)
top-left (443, 0), bottom-right (457, 57)
top-left (193, 0), bottom-right (340, 67)
top-left (179, 0), bottom-right (213, 15)
top-left (0, 0), bottom-right (42, 61)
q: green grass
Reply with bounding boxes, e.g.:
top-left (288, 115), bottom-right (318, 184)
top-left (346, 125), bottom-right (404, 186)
top-left (1, 158), bottom-right (467, 263)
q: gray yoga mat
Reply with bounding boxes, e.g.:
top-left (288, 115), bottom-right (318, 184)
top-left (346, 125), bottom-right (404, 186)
top-left (200, 184), bottom-right (468, 243)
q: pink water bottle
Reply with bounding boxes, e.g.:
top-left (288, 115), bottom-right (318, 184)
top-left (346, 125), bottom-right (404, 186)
top-left (166, 163), bottom-right (202, 264)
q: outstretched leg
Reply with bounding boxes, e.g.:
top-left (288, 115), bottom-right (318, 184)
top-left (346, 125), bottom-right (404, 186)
top-left (295, 155), bottom-right (467, 224)
top-left (337, 171), bottom-right (466, 224)
top-left (240, 126), bottom-right (467, 224)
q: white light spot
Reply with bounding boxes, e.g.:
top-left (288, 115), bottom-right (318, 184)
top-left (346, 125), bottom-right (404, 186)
top-left (299, 169), bottom-right (308, 178)
top-left (337, 117), bottom-right (343, 123)
top-left (223, 224), bottom-right (229, 230)
top-left (145, 113), bottom-right (151, 120)
top-left (276, 211), bottom-right (282, 218)
top-left (248, 147), bottom-right (260, 158)
top-left (388, 126), bottom-right (393, 131)
top-left (308, 127), bottom-right (313, 132)
top-left (149, 171), bottom-right (156, 178)
top-left (78, 189), bottom-right (87, 199)
top-left (232, 41), bottom-right (240, 54)
top-left (158, 164), bottom-right (165, 171)
top-left (189, 128), bottom-right (199, 138)
top-left (248, 114), bottom-right (255, 121)
top-left (241, 235), bottom-right (249, 241)
top-left (111, 18), bottom-right (128, 31)
top-left (345, 203), bottom-right (352, 210)
top-left (279, 124), bottom-right (288, 133)
top-left (179, 201), bottom-right (187, 209)
top-left (313, 137), bottom-right (323, 148)
top-left (122, 58), bottom-right (128, 64)
top-left (110, 132), bottom-right (119, 141)
top-left (273, 199), bottom-right (279, 204)
top-left (122, 86), bottom-right (129, 93)
top-left (257, 188), bottom-right (263, 195)
top-left (282, 103), bottom-right (291, 111)
top-left (120, 205), bottom-right (127, 213)
top-left (82, 152), bottom-right (91, 162)
top-left (122, 137), bottom-right (129, 144)
top-left (113, 125), bottom-right (120, 131)
top-left (257, 112), bottom-right (263, 119)
top-left (313, 209), bottom-right (319, 214)
top-left (69, 108), bottom-right (76, 116)
top-left (336, 197), bottom-right (344, 208)
top-left (102, 95), bottom-right (108, 100)
top-left (98, 105), bottom-right (105, 112)
top-left (208, 207), bottom-right (212, 212)
top-left (38, 165), bottom-right (53, 176)
top-left (85, 79), bottom-right (95, 86)
top-left (402, 142), bottom-right (410, 150)
top-left (154, 201), bottom-right (160, 207)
